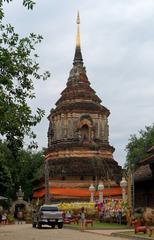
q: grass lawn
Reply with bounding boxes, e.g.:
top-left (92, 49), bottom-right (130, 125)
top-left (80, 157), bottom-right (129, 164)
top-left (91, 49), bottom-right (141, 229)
top-left (118, 231), bottom-right (154, 239)
top-left (65, 221), bottom-right (154, 239)
top-left (64, 221), bottom-right (128, 229)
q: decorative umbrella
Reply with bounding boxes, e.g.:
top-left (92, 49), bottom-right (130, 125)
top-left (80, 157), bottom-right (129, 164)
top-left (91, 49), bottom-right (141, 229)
top-left (0, 196), bottom-right (8, 200)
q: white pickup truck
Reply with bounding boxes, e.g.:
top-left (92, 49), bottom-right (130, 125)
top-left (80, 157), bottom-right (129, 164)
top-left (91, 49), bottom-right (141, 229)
top-left (32, 204), bottom-right (63, 229)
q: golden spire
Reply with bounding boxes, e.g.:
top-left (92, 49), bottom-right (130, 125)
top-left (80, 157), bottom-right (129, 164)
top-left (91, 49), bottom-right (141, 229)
top-left (76, 11), bottom-right (80, 48)
top-left (73, 11), bottom-right (83, 65)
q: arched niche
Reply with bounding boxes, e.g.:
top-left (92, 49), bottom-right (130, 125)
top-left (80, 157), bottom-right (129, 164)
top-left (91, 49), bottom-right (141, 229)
top-left (10, 199), bottom-right (32, 216)
top-left (77, 115), bottom-right (94, 143)
top-left (80, 124), bottom-right (90, 142)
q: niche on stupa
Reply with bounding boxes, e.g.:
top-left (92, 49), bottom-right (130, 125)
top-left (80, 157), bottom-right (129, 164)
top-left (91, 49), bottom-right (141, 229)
top-left (77, 115), bottom-right (94, 143)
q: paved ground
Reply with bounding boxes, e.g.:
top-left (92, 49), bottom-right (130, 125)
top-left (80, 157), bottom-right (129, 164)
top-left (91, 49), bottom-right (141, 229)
top-left (0, 223), bottom-right (130, 240)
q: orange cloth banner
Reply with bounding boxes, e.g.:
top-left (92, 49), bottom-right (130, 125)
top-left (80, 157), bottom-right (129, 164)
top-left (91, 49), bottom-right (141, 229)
top-left (33, 187), bottom-right (122, 198)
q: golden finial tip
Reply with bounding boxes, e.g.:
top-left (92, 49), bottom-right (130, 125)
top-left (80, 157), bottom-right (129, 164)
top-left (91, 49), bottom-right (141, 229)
top-left (77, 11), bottom-right (80, 24)
top-left (76, 11), bottom-right (80, 47)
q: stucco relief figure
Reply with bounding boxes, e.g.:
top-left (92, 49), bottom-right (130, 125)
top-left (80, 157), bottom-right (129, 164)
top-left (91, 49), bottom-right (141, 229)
top-left (81, 125), bottom-right (89, 142)
top-left (77, 115), bottom-right (94, 144)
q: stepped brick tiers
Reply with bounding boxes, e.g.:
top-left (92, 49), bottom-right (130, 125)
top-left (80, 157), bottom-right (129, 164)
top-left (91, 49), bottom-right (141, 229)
top-left (35, 13), bottom-right (122, 201)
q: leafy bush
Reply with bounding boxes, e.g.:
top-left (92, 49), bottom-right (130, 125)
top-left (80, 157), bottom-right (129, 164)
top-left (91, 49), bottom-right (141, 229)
top-left (7, 214), bottom-right (15, 223)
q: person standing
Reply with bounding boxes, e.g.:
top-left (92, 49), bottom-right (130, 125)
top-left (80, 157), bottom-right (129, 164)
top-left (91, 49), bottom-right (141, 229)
top-left (79, 207), bottom-right (86, 232)
top-left (1, 212), bottom-right (7, 224)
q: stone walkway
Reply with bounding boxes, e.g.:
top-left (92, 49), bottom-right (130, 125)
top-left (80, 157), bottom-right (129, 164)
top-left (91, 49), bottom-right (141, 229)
top-left (0, 223), bottom-right (131, 240)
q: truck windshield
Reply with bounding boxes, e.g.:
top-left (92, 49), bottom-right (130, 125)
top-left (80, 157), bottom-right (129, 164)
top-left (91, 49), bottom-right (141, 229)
top-left (41, 206), bottom-right (58, 212)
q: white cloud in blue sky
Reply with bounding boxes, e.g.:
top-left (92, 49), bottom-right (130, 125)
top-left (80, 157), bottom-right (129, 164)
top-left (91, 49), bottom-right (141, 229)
top-left (3, 0), bottom-right (154, 166)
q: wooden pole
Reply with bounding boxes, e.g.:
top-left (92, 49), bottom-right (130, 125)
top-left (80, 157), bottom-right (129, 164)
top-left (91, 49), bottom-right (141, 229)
top-left (45, 160), bottom-right (50, 204)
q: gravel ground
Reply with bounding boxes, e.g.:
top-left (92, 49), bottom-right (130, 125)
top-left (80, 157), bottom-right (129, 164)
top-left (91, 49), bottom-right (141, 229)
top-left (0, 223), bottom-right (130, 240)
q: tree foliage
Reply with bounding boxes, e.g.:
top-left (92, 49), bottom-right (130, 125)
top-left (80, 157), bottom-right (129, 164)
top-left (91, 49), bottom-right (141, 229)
top-left (2, 0), bottom-right (35, 11)
top-left (0, 140), bottom-right (44, 199)
top-left (0, 141), bottom-right (13, 196)
top-left (125, 124), bottom-right (154, 171)
top-left (0, 0), bottom-right (50, 150)
top-left (0, 0), bottom-right (49, 200)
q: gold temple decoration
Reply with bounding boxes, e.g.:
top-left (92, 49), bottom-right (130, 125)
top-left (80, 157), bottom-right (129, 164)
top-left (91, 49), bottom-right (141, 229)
top-left (76, 11), bottom-right (80, 48)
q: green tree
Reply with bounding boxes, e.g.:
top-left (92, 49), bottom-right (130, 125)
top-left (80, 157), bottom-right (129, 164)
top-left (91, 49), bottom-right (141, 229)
top-left (0, 0), bottom-right (48, 200)
top-left (0, 141), bottom-right (13, 196)
top-left (0, 140), bottom-right (44, 199)
top-left (0, 0), bottom-right (50, 151)
top-left (125, 124), bottom-right (154, 171)
top-left (15, 149), bottom-right (44, 200)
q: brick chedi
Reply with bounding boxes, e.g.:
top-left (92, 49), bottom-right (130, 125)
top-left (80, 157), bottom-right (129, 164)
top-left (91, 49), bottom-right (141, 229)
top-left (44, 13), bottom-right (122, 201)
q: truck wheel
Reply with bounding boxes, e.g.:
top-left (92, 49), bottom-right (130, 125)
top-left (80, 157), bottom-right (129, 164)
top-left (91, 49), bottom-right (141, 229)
top-left (58, 223), bottom-right (63, 229)
top-left (51, 224), bottom-right (55, 229)
top-left (37, 223), bottom-right (42, 229)
top-left (32, 223), bottom-right (36, 228)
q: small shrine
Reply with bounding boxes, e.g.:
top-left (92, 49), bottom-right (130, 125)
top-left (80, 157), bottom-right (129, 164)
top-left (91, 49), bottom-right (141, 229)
top-left (10, 186), bottom-right (32, 221)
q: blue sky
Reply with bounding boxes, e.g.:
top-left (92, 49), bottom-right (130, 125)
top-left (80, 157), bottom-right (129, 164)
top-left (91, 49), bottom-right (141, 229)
top-left (3, 0), bottom-right (154, 166)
